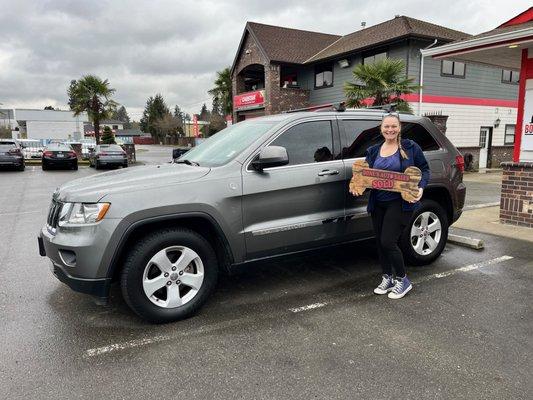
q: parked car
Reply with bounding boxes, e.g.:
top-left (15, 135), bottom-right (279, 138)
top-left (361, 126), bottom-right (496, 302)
top-left (18, 139), bottom-right (44, 159)
top-left (39, 109), bottom-right (466, 323)
top-left (172, 146), bottom-right (191, 162)
top-left (89, 144), bottom-right (128, 169)
top-left (0, 139), bottom-right (25, 171)
top-left (42, 143), bottom-right (78, 170)
top-left (79, 139), bottom-right (96, 160)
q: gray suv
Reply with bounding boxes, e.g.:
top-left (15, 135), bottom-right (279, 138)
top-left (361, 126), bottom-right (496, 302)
top-left (38, 110), bottom-right (466, 323)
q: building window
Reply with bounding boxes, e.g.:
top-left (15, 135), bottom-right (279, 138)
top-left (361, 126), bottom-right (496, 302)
top-left (502, 69), bottom-right (520, 84)
top-left (315, 63), bottom-right (333, 88)
top-left (504, 124), bottom-right (515, 145)
top-left (281, 66), bottom-right (299, 88)
top-left (441, 60), bottom-right (465, 78)
top-left (112, 125), bottom-right (119, 130)
top-left (363, 51), bottom-right (387, 65)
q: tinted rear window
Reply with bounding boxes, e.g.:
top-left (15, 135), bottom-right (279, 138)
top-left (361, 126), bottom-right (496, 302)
top-left (341, 120), bottom-right (440, 158)
top-left (46, 144), bottom-right (71, 151)
top-left (99, 145), bottom-right (123, 152)
top-left (0, 143), bottom-right (17, 150)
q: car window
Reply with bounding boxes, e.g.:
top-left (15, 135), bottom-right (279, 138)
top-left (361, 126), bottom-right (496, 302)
top-left (46, 144), bottom-right (71, 151)
top-left (0, 143), bottom-right (17, 151)
top-left (401, 123), bottom-right (441, 151)
top-left (341, 120), bottom-right (441, 158)
top-left (341, 120), bottom-right (382, 158)
top-left (270, 121), bottom-right (334, 165)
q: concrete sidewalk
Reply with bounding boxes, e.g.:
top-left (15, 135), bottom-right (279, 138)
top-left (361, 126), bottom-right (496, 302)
top-left (451, 205), bottom-right (533, 243)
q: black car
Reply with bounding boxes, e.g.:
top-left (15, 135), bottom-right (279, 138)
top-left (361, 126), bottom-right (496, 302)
top-left (42, 143), bottom-right (78, 170)
top-left (89, 144), bottom-right (128, 169)
top-left (0, 139), bottom-right (25, 171)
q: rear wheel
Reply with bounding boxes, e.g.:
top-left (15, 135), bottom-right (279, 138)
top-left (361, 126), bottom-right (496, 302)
top-left (71, 162), bottom-right (78, 170)
top-left (18, 164), bottom-right (25, 171)
top-left (42, 162), bottom-right (48, 171)
top-left (400, 199), bottom-right (449, 266)
top-left (95, 161), bottom-right (100, 170)
top-left (121, 228), bottom-right (218, 323)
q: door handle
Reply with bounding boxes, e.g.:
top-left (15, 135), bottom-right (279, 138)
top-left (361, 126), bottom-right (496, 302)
top-left (318, 169), bottom-right (339, 176)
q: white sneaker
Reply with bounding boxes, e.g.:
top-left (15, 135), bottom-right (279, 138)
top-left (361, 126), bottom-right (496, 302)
top-left (374, 274), bottom-right (394, 295)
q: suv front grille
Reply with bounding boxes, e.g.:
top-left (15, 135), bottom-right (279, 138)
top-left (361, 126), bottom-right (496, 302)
top-left (47, 200), bottom-right (62, 231)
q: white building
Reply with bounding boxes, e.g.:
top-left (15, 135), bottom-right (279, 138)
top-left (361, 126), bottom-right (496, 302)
top-left (0, 109), bottom-right (89, 141)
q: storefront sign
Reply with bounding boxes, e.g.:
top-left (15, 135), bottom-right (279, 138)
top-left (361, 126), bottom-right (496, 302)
top-left (193, 114), bottom-right (199, 137)
top-left (233, 90), bottom-right (265, 111)
top-left (521, 82), bottom-right (533, 152)
top-left (349, 160), bottom-right (421, 202)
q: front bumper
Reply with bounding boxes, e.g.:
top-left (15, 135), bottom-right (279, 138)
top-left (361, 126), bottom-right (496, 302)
top-left (51, 261), bottom-right (109, 297)
top-left (38, 218), bottom-right (122, 297)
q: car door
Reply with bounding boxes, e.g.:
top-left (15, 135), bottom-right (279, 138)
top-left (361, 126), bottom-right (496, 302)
top-left (339, 118), bottom-right (383, 240)
top-left (241, 118), bottom-right (346, 260)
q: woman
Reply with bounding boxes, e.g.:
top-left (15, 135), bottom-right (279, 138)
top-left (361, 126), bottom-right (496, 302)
top-left (350, 113), bottom-right (430, 299)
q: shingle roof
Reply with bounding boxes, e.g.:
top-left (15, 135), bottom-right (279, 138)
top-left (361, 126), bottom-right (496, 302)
top-left (247, 22), bottom-right (341, 64)
top-left (305, 16), bottom-right (470, 63)
top-left (453, 20), bottom-right (533, 42)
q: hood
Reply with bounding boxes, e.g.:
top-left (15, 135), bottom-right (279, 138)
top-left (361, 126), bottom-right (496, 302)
top-left (55, 163), bottom-right (210, 202)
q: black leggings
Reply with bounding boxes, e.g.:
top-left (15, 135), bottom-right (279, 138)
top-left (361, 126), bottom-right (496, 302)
top-left (371, 199), bottom-right (413, 278)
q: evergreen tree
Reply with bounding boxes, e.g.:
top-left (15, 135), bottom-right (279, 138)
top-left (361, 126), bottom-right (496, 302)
top-left (101, 126), bottom-right (116, 144)
top-left (113, 106), bottom-right (131, 128)
top-left (140, 94), bottom-right (170, 142)
top-left (199, 103), bottom-right (210, 122)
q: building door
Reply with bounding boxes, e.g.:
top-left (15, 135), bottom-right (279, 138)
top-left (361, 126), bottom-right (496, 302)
top-left (479, 127), bottom-right (493, 169)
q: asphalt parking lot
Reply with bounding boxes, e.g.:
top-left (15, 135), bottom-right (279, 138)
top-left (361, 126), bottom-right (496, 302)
top-left (0, 147), bottom-right (531, 399)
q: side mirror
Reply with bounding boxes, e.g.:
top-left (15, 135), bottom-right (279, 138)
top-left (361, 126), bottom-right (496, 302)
top-left (251, 146), bottom-right (289, 171)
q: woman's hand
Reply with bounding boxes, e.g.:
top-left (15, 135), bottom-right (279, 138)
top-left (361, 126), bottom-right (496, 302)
top-left (410, 188), bottom-right (423, 203)
top-left (349, 188), bottom-right (365, 196)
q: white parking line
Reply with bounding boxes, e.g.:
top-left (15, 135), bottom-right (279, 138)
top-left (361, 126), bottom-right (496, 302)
top-left (288, 255), bottom-right (514, 314)
top-left (84, 255), bottom-right (514, 357)
top-left (289, 302), bottom-right (327, 313)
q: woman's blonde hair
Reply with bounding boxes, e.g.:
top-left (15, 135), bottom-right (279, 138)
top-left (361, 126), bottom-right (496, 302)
top-left (382, 113), bottom-right (408, 160)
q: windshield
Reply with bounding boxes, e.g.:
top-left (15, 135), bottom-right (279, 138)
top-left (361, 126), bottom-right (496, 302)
top-left (180, 120), bottom-right (276, 167)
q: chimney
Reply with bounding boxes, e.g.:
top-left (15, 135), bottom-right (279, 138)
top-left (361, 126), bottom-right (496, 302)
top-left (361, 21), bottom-right (366, 29)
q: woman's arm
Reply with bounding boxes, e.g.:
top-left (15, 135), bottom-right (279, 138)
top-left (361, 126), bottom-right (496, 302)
top-left (413, 143), bottom-right (430, 188)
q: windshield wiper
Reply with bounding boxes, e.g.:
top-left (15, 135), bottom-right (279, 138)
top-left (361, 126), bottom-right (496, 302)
top-left (176, 159), bottom-right (200, 166)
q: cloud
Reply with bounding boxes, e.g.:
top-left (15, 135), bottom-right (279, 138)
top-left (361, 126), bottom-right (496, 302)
top-left (0, 0), bottom-right (529, 117)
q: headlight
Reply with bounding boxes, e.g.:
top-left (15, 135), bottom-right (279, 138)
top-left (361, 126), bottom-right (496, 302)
top-left (58, 202), bottom-right (110, 226)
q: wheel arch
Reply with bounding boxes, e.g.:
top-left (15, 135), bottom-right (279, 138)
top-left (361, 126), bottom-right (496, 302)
top-left (423, 185), bottom-right (452, 224)
top-left (107, 213), bottom-right (234, 286)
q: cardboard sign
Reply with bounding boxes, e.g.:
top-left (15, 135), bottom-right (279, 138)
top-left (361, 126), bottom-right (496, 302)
top-left (349, 160), bottom-right (422, 202)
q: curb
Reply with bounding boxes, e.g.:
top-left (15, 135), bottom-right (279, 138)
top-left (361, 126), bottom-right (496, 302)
top-left (448, 233), bottom-right (484, 250)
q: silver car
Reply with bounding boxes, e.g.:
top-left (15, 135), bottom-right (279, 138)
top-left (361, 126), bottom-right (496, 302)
top-left (39, 110), bottom-right (466, 323)
top-left (89, 144), bottom-right (128, 169)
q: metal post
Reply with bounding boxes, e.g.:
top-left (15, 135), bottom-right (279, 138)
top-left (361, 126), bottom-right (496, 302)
top-left (419, 39), bottom-right (438, 116)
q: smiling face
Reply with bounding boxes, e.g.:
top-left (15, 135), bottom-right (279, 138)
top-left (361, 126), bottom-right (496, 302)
top-left (381, 115), bottom-right (401, 142)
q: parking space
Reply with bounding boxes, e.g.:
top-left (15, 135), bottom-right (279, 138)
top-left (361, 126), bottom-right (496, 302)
top-left (0, 148), bottom-right (530, 399)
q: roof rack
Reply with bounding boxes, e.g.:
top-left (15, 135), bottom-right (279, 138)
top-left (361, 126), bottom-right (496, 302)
top-left (283, 102), bottom-right (346, 114)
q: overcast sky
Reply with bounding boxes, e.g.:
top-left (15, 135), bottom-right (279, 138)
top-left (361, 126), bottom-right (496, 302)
top-left (0, 0), bottom-right (530, 120)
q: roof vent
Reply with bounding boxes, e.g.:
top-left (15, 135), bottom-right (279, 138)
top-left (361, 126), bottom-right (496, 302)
top-left (361, 21), bottom-right (366, 28)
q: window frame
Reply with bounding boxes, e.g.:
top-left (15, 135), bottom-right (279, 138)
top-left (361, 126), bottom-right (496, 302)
top-left (339, 118), bottom-right (443, 159)
top-left (362, 51), bottom-right (388, 65)
top-left (245, 118), bottom-right (341, 172)
top-left (441, 60), bottom-right (466, 79)
top-left (504, 124), bottom-right (516, 145)
top-left (501, 69), bottom-right (520, 85)
top-left (314, 62), bottom-right (334, 89)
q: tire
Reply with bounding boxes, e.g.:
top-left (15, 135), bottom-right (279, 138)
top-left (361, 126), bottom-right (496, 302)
top-left (89, 159), bottom-right (94, 168)
top-left (18, 164), bottom-right (25, 171)
top-left (42, 162), bottom-right (48, 171)
top-left (72, 162), bottom-right (78, 170)
top-left (123, 162), bottom-right (128, 168)
top-left (400, 199), bottom-right (449, 266)
top-left (95, 161), bottom-right (100, 170)
top-left (121, 228), bottom-right (218, 323)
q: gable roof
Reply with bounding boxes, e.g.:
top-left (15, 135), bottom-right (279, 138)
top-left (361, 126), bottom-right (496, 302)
top-left (498, 6), bottom-right (533, 28)
top-left (246, 22), bottom-right (341, 64)
top-left (305, 16), bottom-right (470, 63)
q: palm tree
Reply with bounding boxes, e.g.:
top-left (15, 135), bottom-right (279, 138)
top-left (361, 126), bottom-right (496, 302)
top-left (344, 59), bottom-right (421, 113)
top-left (68, 75), bottom-right (117, 144)
top-left (208, 67), bottom-right (232, 116)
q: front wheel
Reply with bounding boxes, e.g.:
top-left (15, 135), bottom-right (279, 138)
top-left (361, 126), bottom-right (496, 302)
top-left (400, 199), bottom-right (449, 266)
top-left (121, 228), bottom-right (218, 323)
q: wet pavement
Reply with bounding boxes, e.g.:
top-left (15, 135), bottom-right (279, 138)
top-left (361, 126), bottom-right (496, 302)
top-left (0, 147), bottom-right (530, 399)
